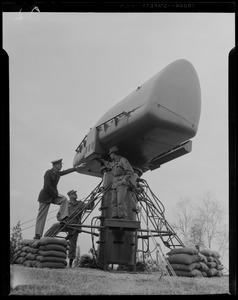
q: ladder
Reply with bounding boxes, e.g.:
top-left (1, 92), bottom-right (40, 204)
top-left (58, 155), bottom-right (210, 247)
top-left (44, 181), bottom-right (108, 238)
top-left (131, 178), bottom-right (185, 250)
top-left (45, 178), bottom-right (184, 250)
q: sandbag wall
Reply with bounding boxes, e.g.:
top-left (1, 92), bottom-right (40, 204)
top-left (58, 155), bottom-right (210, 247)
top-left (12, 237), bottom-right (68, 268)
top-left (199, 249), bottom-right (224, 277)
top-left (166, 247), bottom-right (224, 277)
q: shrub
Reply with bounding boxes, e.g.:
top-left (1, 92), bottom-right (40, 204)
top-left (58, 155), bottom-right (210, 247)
top-left (10, 221), bottom-right (22, 263)
top-left (76, 253), bottom-right (97, 269)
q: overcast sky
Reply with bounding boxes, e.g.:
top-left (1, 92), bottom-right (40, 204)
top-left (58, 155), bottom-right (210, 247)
top-left (3, 12), bottom-right (234, 256)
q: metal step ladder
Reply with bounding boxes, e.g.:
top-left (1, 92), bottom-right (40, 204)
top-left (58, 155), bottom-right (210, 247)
top-left (45, 177), bottom-right (184, 250)
top-left (44, 181), bottom-right (108, 238)
top-left (130, 178), bottom-right (185, 250)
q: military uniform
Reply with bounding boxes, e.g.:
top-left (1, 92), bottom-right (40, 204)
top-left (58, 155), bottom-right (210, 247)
top-left (64, 199), bottom-right (87, 261)
top-left (56, 190), bottom-right (95, 266)
top-left (111, 156), bottom-right (134, 219)
top-left (35, 164), bottom-right (77, 238)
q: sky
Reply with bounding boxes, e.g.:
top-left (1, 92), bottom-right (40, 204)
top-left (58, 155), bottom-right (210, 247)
top-left (3, 12), bottom-right (234, 259)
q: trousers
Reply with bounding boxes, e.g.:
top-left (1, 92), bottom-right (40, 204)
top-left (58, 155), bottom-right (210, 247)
top-left (68, 231), bottom-right (79, 259)
top-left (35, 195), bottom-right (68, 237)
top-left (111, 184), bottom-right (128, 218)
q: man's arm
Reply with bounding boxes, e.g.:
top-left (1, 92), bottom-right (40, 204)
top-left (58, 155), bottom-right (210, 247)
top-left (59, 167), bottom-right (77, 176)
top-left (86, 196), bottom-right (95, 210)
top-left (60, 163), bottom-right (86, 176)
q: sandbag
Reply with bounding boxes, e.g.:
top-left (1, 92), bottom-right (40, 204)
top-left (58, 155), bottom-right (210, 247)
top-left (25, 253), bottom-right (38, 260)
top-left (21, 246), bottom-right (30, 252)
top-left (207, 256), bottom-right (215, 262)
top-left (174, 269), bottom-right (203, 277)
top-left (14, 245), bottom-right (23, 253)
top-left (12, 236), bottom-right (67, 269)
top-left (39, 237), bottom-right (67, 246)
top-left (168, 247), bottom-right (198, 256)
top-left (19, 252), bottom-right (27, 257)
top-left (20, 239), bottom-right (36, 246)
top-left (170, 262), bottom-right (200, 272)
top-left (38, 250), bottom-right (67, 259)
top-left (12, 253), bottom-right (20, 263)
top-left (213, 250), bottom-right (220, 258)
top-left (39, 244), bottom-right (66, 252)
top-left (207, 262), bottom-right (217, 269)
top-left (216, 270), bottom-right (223, 277)
top-left (25, 246), bottom-right (39, 254)
top-left (200, 249), bottom-right (214, 256)
top-left (198, 262), bottom-right (209, 272)
top-left (36, 255), bottom-right (66, 263)
top-left (16, 257), bottom-right (26, 264)
top-left (197, 253), bottom-right (208, 264)
top-left (168, 253), bottom-right (201, 265)
top-left (23, 260), bottom-right (35, 267)
top-left (206, 268), bottom-right (218, 277)
top-left (216, 264), bottom-right (224, 270)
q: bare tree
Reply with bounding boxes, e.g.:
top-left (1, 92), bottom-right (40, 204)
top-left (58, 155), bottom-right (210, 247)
top-left (189, 218), bottom-right (205, 249)
top-left (171, 197), bottom-right (194, 246)
top-left (171, 191), bottom-right (228, 257)
top-left (197, 191), bottom-right (225, 249)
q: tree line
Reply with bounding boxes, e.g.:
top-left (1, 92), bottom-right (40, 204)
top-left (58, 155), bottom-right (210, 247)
top-left (170, 191), bottom-right (228, 258)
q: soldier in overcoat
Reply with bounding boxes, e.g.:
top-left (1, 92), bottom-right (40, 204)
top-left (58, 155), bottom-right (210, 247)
top-left (97, 146), bottom-right (134, 219)
top-left (109, 146), bottom-right (134, 219)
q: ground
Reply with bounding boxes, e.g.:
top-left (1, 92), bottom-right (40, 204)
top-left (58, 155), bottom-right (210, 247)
top-left (9, 265), bottom-right (230, 295)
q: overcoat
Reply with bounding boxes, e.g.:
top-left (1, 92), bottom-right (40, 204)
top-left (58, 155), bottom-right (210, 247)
top-left (38, 168), bottom-right (76, 204)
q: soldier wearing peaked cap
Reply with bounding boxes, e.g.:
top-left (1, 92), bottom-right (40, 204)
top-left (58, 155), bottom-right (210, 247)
top-left (34, 159), bottom-right (85, 239)
top-left (51, 159), bottom-right (63, 165)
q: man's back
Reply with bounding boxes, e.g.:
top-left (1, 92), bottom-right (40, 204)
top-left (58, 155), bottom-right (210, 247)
top-left (68, 200), bottom-right (86, 224)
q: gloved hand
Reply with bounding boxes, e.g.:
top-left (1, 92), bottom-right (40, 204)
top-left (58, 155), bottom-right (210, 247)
top-left (77, 163), bottom-right (86, 168)
top-left (95, 158), bottom-right (105, 166)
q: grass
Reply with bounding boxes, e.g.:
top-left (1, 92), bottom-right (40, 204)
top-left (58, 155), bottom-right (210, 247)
top-left (9, 265), bottom-right (230, 295)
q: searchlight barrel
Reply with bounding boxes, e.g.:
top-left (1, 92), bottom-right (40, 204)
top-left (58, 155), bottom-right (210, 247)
top-left (73, 59), bottom-right (201, 177)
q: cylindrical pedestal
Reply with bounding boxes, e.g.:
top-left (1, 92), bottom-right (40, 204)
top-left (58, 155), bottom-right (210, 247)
top-left (97, 172), bottom-right (139, 268)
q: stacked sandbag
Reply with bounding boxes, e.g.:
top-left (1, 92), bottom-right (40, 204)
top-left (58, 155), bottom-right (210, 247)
top-left (12, 237), bottom-right (68, 268)
top-left (199, 249), bottom-right (224, 277)
top-left (166, 247), bottom-right (203, 277)
top-left (12, 239), bottom-right (39, 267)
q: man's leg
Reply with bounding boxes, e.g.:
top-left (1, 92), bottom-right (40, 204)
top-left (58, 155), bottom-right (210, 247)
top-left (117, 185), bottom-right (128, 219)
top-left (68, 232), bottom-right (79, 267)
top-left (111, 189), bottom-right (118, 218)
top-left (43, 222), bottom-right (61, 237)
top-left (53, 195), bottom-right (69, 221)
top-left (35, 203), bottom-right (50, 238)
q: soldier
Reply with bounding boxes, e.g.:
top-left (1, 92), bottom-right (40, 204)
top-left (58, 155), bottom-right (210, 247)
top-left (57, 189), bottom-right (94, 268)
top-left (99, 146), bottom-right (134, 219)
top-left (34, 159), bottom-right (85, 239)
